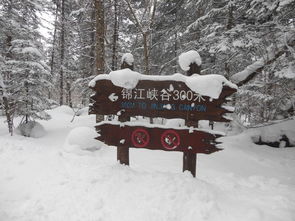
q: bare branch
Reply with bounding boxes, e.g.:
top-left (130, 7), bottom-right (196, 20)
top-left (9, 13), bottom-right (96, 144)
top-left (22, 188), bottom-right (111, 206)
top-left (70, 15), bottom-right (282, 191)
top-left (124, 0), bottom-right (144, 34)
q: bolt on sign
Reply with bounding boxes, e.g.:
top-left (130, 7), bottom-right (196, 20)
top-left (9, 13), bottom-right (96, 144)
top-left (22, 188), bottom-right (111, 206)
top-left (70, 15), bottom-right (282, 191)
top-left (89, 71), bottom-right (237, 176)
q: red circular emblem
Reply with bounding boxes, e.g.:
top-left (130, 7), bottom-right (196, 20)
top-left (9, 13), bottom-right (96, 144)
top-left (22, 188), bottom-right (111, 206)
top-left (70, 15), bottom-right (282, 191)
top-left (131, 128), bottom-right (150, 148)
top-left (161, 130), bottom-right (180, 150)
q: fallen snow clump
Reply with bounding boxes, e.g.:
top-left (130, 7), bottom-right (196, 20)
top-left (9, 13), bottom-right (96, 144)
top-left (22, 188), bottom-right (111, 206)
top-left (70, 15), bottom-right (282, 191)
top-left (15, 121), bottom-right (46, 138)
top-left (53, 105), bottom-right (74, 115)
top-left (63, 126), bottom-right (102, 153)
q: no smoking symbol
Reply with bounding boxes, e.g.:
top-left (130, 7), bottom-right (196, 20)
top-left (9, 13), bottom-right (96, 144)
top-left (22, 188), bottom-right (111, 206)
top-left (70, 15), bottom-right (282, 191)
top-left (161, 130), bottom-right (180, 150)
top-left (131, 128), bottom-right (150, 148)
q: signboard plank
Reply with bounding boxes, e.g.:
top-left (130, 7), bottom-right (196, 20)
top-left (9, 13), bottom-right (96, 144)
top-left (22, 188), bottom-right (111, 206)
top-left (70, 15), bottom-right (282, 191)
top-left (95, 122), bottom-right (223, 154)
top-left (89, 79), bottom-right (236, 122)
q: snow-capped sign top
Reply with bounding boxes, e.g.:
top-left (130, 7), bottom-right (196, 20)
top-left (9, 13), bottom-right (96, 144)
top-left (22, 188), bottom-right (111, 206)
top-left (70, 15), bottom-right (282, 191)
top-left (178, 50), bottom-right (202, 71)
top-left (121, 53), bottom-right (134, 66)
top-left (109, 68), bottom-right (140, 89)
top-left (89, 70), bottom-right (237, 99)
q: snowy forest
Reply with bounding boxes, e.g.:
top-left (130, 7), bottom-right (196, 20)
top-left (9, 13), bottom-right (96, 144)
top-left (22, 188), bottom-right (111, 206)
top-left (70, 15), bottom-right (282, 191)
top-left (0, 0), bottom-right (295, 221)
top-left (0, 0), bottom-right (294, 132)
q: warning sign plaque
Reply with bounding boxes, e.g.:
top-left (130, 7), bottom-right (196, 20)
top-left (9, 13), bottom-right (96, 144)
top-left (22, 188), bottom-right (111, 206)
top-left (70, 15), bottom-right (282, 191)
top-left (95, 122), bottom-right (223, 154)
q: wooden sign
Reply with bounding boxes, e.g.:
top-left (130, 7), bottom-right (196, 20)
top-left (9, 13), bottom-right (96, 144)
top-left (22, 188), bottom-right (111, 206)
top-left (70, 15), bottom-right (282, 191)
top-left (89, 69), bottom-right (237, 177)
top-left (89, 79), bottom-right (236, 122)
top-left (95, 122), bottom-right (223, 154)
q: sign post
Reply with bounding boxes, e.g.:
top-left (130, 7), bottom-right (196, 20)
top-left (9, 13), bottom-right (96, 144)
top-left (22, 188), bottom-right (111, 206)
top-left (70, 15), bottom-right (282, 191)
top-left (89, 55), bottom-right (237, 176)
top-left (183, 61), bottom-right (200, 177)
top-left (116, 57), bottom-right (134, 165)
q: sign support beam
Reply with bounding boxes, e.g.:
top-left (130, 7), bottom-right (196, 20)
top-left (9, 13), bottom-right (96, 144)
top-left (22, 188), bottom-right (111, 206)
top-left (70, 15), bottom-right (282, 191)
top-left (117, 115), bottom-right (130, 165)
top-left (183, 120), bottom-right (198, 177)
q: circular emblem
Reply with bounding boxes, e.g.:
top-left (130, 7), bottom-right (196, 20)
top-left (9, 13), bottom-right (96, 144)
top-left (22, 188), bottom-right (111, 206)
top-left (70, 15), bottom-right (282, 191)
top-left (161, 130), bottom-right (180, 150)
top-left (131, 128), bottom-right (150, 148)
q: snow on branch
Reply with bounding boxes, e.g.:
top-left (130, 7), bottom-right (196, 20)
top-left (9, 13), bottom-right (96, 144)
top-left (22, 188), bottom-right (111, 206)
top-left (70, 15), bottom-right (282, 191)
top-left (231, 33), bottom-right (295, 86)
top-left (185, 5), bottom-right (228, 33)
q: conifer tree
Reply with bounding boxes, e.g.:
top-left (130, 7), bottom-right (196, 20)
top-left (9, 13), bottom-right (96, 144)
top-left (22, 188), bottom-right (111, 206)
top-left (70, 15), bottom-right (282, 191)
top-left (0, 0), bottom-right (51, 133)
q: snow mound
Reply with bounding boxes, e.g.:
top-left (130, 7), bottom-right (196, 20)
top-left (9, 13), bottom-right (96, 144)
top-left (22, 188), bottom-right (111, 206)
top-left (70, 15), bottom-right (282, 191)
top-left (63, 127), bottom-right (102, 153)
top-left (248, 118), bottom-right (295, 147)
top-left (15, 121), bottom-right (46, 138)
top-left (52, 105), bottom-right (74, 115)
top-left (178, 50), bottom-right (202, 71)
top-left (166, 118), bottom-right (185, 127)
top-left (109, 69), bottom-right (140, 89)
top-left (121, 53), bottom-right (134, 65)
top-left (76, 107), bottom-right (89, 116)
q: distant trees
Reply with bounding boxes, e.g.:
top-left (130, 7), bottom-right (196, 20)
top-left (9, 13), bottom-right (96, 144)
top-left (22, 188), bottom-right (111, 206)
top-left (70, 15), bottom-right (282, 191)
top-left (1, 0), bottom-right (294, 131)
top-left (0, 0), bottom-right (51, 134)
top-left (180, 0), bottom-right (295, 124)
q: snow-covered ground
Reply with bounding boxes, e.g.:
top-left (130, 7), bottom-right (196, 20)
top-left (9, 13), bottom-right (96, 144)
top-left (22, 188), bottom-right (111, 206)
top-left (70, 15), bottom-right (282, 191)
top-left (0, 106), bottom-right (294, 221)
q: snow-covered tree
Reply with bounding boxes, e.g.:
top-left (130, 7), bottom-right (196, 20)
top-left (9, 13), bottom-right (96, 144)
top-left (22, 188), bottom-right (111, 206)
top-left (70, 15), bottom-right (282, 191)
top-left (182, 0), bottom-right (295, 124)
top-left (0, 0), bottom-right (51, 133)
top-left (6, 39), bottom-right (51, 122)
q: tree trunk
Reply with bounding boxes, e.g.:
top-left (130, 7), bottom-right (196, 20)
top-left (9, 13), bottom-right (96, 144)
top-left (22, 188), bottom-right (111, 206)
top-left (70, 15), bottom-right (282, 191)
top-left (66, 81), bottom-right (72, 108)
top-left (226, 3), bottom-right (234, 30)
top-left (50, 2), bottom-right (59, 99)
top-left (95, 0), bottom-right (105, 122)
top-left (90, 4), bottom-right (96, 76)
top-left (111, 0), bottom-right (119, 71)
top-left (25, 81), bottom-right (29, 123)
top-left (143, 32), bottom-right (150, 75)
top-left (59, 0), bottom-right (65, 106)
top-left (1, 68), bottom-right (13, 135)
top-left (95, 0), bottom-right (105, 75)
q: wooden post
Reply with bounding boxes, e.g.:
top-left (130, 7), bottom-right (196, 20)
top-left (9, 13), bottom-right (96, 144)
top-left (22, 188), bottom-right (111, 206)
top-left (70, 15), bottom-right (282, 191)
top-left (183, 56), bottom-right (201, 177)
top-left (117, 115), bottom-right (130, 165)
top-left (117, 53), bottom-right (134, 165)
top-left (187, 62), bottom-right (201, 76)
top-left (183, 120), bottom-right (198, 177)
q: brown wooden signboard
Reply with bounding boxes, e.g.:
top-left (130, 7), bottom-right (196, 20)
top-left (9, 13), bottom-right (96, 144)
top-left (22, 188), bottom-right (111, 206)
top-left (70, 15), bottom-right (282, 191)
top-left (89, 73), bottom-right (237, 177)
top-left (89, 79), bottom-right (236, 122)
top-left (95, 122), bottom-right (223, 154)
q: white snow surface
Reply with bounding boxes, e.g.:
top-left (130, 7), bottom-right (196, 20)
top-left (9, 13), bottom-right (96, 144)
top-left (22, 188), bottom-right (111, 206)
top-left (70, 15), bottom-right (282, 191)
top-left (178, 50), bottom-right (202, 71)
top-left (63, 126), bottom-right (102, 154)
top-left (0, 107), bottom-right (295, 221)
top-left (248, 118), bottom-right (295, 146)
top-left (15, 121), bottom-right (46, 138)
top-left (89, 72), bottom-right (237, 99)
top-left (121, 53), bottom-right (134, 66)
top-left (165, 118), bottom-right (185, 127)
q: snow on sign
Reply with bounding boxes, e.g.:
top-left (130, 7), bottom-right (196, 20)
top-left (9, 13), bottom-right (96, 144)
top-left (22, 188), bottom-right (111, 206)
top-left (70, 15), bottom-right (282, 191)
top-left (95, 122), bottom-right (223, 154)
top-left (89, 70), bottom-right (237, 176)
top-left (89, 73), bottom-right (237, 122)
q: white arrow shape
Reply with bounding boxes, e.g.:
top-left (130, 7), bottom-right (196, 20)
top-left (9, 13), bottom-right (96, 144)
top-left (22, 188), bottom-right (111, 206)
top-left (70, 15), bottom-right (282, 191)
top-left (108, 93), bottom-right (119, 102)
